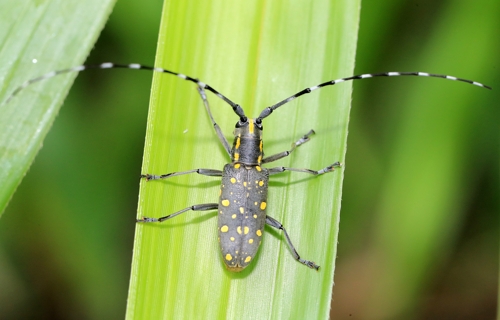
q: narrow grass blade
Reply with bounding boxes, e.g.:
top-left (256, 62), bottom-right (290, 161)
top-left (0, 0), bottom-right (116, 215)
top-left (127, 0), bottom-right (360, 318)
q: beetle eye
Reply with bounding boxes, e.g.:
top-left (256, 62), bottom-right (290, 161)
top-left (235, 120), bottom-right (249, 128)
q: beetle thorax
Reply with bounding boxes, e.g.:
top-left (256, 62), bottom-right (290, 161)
top-left (231, 118), bottom-right (263, 165)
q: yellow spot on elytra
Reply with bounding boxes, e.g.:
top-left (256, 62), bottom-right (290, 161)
top-left (249, 120), bottom-right (254, 134)
top-left (257, 155), bottom-right (262, 163)
top-left (221, 225), bottom-right (229, 232)
top-left (230, 237), bottom-right (235, 241)
top-left (259, 180), bottom-right (264, 187)
top-left (237, 226), bottom-right (242, 235)
top-left (235, 137), bottom-right (241, 149)
top-left (243, 182), bottom-right (247, 187)
top-left (245, 256), bottom-right (252, 263)
top-left (232, 214), bottom-right (237, 219)
top-left (234, 153), bottom-right (240, 161)
top-left (239, 207), bottom-right (244, 214)
top-left (225, 253), bottom-right (232, 261)
top-left (253, 214), bottom-right (257, 219)
top-left (230, 177), bottom-right (236, 184)
top-left (234, 163), bottom-right (240, 169)
top-left (256, 229), bottom-right (262, 237)
top-left (222, 200), bottom-right (229, 207)
top-left (259, 140), bottom-right (263, 151)
top-left (254, 202), bottom-right (258, 206)
top-left (256, 166), bottom-right (262, 172)
top-left (260, 202), bottom-right (267, 210)
top-left (249, 238), bottom-right (254, 244)
top-left (244, 226), bottom-right (249, 234)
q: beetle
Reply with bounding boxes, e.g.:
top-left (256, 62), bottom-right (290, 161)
top-left (139, 85), bottom-right (341, 271)
top-left (3, 63), bottom-right (491, 271)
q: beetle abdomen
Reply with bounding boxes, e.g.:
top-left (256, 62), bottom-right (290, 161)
top-left (218, 163), bottom-right (269, 271)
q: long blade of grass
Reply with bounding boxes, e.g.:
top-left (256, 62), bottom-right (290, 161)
top-left (0, 0), bottom-right (116, 215)
top-left (127, 0), bottom-right (360, 318)
top-left (360, 2), bottom-right (497, 318)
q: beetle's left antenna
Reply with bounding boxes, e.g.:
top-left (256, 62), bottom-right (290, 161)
top-left (1, 62), bottom-right (247, 120)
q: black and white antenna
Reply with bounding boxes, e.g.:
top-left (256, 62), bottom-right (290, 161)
top-left (2, 62), bottom-right (491, 123)
top-left (257, 71), bottom-right (491, 121)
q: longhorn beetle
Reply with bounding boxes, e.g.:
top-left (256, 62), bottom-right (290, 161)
top-left (3, 63), bottom-right (491, 272)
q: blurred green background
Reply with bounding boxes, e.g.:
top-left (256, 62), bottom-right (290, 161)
top-left (0, 0), bottom-right (498, 319)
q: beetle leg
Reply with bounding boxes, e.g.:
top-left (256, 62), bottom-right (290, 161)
top-left (141, 168), bottom-right (222, 181)
top-left (196, 86), bottom-right (232, 157)
top-left (137, 203), bottom-right (218, 223)
top-left (266, 215), bottom-right (319, 270)
top-left (261, 130), bottom-right (315, 164)
top-left (267, 161), bottom-right (341, 176)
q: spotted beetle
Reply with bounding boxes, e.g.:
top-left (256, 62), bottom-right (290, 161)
top-left (3, 63), bottom-right (491, 272)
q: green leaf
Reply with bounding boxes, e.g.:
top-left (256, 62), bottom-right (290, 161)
top-left (127, 1), bottom-right (360, 319)
top-left (350, 1), bottom-right (497, 317)
top-left (0, 0), bottom-right (116, 215)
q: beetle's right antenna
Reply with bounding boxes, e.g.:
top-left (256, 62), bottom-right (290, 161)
top-left (257, 71), bottom-right (491, 121)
